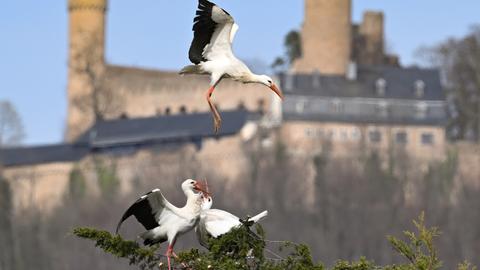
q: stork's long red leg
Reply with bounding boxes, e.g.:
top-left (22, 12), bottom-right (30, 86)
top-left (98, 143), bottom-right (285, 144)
top-left (165, 244), bottom-right (173, 270)
top-left (171, 251), bottom-right (189, 268)
top-left (206, 86), bottom-right (222, 133)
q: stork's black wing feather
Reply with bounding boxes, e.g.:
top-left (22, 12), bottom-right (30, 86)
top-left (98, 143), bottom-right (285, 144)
top-left (188, 0), bottom-right (217, 64)
top-left (115, 190), bottom-right (161, 234)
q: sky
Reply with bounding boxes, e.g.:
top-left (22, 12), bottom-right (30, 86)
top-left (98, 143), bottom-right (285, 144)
top-left (0, 0), bottom-right (479, 146)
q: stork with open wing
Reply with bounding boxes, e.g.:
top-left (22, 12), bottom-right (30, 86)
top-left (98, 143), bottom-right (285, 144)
top-left (181, 0), bottom-right (284, 133)
top-left (196, 195), bottom-right (268, 248)
top-left (116, 179), bottom-right (208, 270)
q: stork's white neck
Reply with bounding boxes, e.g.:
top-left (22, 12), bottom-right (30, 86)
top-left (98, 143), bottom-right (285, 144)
top-left (183, 189), bottom-right (203, 213)
top-left (242, 73), bottom-right (264, 84)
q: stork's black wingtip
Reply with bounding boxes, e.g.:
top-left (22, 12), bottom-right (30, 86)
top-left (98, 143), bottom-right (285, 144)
top-left (115, 223), bottom-right (122, 235)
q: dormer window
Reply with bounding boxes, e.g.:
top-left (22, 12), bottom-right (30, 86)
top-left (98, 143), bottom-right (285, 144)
top-left (375, 78), bottom-right (387, 97)
top-left (414, 80), bottom-right (425, 98)
top-left (347, 62), bottom-right (357, 81)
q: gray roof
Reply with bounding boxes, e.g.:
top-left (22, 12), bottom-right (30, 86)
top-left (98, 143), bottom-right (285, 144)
top-left (0, 144), bottom-right (89, 167)
top-left (280, 65), bottom-right (448, 126)
top-left (280, 65), bottom-right (444, 101)
top-left (77, 110), bottom-right (248, 148)
top-left (1, 110), bottom-right (248, 168)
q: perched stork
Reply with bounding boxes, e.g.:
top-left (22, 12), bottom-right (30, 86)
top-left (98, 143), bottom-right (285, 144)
top-left (180, 0), bottom-right (284, 133)
top-left (196, 195), bottom-right (268, 248)
top-left (115, 179), bottom-right (208, 270)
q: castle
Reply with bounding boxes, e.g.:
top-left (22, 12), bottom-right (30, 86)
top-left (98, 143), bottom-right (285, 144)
top-left (3, 0), bottom-right (479, 213)
top-left (66, 0), bottom-right (273, 141)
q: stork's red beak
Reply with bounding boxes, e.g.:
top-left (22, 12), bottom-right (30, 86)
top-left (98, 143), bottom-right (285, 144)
top-left (270, 83), bottom-right (284, 100)
top-left (194, 180), bottom-right (211, 196)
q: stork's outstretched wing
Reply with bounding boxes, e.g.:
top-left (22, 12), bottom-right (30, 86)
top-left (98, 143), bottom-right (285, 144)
top-left (115, 189), bottom-right (176, 234)
top-left (202, 209), bottom-right (241, 238)
top-left (188, 0), bottom-right (237, 64)
top-left (196, 209), bottom-right (268, 248)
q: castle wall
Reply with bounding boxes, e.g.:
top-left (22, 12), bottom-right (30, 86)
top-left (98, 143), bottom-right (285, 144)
top-left (293, 0), bottom-right (352, 75)
top-left (2, 133), bottom-right (251, 213)
top-left (106, 66), bottom-right (275, 119)
top-left (4, 163), bottom-right (74, 213)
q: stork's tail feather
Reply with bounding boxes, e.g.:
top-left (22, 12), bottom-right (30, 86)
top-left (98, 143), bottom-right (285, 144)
top-left (139, 231), bottom-right (166, 246)
top-left (179, 65), bottom-right (201, 75)
top-left (250, 210), bottom-right (268, 223)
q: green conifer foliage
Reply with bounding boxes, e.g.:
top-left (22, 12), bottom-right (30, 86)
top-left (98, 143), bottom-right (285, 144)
top-left (73, 214), bottom-right (477, 270)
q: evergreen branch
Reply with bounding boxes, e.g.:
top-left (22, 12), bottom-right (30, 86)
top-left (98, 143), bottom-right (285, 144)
top-left (73, 227), bottom-right (160, 270)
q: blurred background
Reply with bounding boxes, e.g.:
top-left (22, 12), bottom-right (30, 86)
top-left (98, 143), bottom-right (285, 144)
top-left (1, 0), bottom-right (480, 269)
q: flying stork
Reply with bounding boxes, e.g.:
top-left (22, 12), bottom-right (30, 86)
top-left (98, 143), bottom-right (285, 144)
top-left (115, 179), bottom-right (208, 270)
top-left (196, 195), bottom-right (268, 248)
top-left (180, 0), bottom-right (284, 133)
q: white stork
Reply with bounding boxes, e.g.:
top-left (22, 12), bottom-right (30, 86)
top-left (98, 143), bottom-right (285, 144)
top-left (180, 0), bottom-right (284, 133)
top-left (196, 195), bottom-right (268, 248)
top-left (115, 179), bottom-right (208, 270)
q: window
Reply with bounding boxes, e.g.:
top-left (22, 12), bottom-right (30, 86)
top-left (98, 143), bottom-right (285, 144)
top-left (237, 101), bottom-right (246, 110)
top-left (415, 102), bottom-right (428, 119)
top-left (376, 101), bottom-right (389, 118)
top-left (351, 128), bottom-right (361, 140)
top-left (414, 80), bottom-right (425, 98)
top-left (305, 128), bottom-right (328, 139)
top-left (179, 106), bottom-right (187, 114)
top-left (375, 78), bottom-right (387, 96)
top-left (330, 99), bottom-right (343, 114)
top-left (316, 129), bottom-right (325, 138)
top-left (165, 107), bottom-right (171, 115)
top-left (305, 128), bottom-right (314, 138)
top-left (421, 133), bottom-right (434, 145)
top-left (396, 132), bottom-right (408, 144)
top-left (296, 100), bottom-right (306, 113)
top-left (369, 130), bottom-right (382, 143)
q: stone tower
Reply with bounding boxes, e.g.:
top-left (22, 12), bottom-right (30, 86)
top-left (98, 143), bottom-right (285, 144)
top-left (358, 11), bottom-right (384, 65)
top-left (293, 0), bottom-right (352, 75)
top-left (66, 0), bottom-right (107, 141)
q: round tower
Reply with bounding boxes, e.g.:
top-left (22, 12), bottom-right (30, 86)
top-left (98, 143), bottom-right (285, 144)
top-left (66, 0), bottom-right (107, 141)
top-left (359, 11), bottom-right (384, 65)
top-left (293, 0), bottom-right (352, 75)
